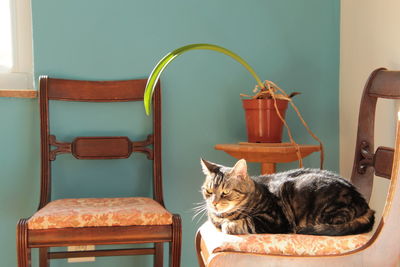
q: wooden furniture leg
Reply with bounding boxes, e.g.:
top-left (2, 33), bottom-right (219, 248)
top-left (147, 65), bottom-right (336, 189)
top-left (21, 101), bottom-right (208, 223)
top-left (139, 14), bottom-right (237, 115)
top-left (169, 215), bottom-right (182, 267)
top-left (261, 163), bottom-right (276, 174)
top-left (17, 219), bottom-right (31, 267)
top-left (154, 243), bottom-right (163, 267)
top-left (39, 248), bottom-right (49, 267)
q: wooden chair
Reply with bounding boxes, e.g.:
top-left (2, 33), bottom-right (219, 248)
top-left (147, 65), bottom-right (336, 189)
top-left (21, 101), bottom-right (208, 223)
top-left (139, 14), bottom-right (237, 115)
top-left (195, 68), bottom-right (400, 266)
top-left (16, 76), bottom-right (181, 267)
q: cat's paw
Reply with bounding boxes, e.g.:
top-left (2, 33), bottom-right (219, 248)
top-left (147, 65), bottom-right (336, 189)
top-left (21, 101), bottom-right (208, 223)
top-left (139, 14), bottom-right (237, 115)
top-left (221, 221), bottom-right (248, 235)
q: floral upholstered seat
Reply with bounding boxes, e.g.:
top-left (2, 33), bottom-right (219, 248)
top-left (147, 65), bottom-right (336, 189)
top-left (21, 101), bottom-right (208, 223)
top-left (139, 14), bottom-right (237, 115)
top-left (28, 197), bottom-right (172, 229)
top-left (199, 221), bottom-right (372, 257)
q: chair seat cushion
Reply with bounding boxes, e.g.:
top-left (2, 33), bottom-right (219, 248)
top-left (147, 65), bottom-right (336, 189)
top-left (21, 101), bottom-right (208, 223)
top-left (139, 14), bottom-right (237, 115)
top-left (28, 197), bottom-right (172, 229)
top-left (199, 221), bottom-right (371, 257)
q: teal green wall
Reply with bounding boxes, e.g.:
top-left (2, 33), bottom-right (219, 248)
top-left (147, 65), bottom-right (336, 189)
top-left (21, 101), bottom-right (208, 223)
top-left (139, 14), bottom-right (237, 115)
top-left (1, 0), bottom-right (339, 266)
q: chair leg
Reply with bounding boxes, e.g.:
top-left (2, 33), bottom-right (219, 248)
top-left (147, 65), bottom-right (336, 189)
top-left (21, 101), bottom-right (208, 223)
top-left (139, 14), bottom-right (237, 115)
top-left (39, 248), bottom-right (49, 267)
top-left (169, 214), bottom-right (182, 267)
top-left (17, 219), bottom-right (31, 267)
top-left (154, 242), bottom-right (163, 267)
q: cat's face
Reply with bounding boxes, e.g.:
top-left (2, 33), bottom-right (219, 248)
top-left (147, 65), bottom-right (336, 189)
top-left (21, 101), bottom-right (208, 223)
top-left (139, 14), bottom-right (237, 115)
top-left (200, 159), bottom-right (253, 214)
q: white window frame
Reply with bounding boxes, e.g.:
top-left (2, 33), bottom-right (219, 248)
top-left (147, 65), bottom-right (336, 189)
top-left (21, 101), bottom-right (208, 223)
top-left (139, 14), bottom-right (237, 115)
top-left (0, 0), bottom-right (33, 90)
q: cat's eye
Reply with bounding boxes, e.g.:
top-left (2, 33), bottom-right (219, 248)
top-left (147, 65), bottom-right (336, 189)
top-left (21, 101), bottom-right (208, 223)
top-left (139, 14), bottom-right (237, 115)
top-left (221, 190), bottom-right (231, 196)
top-left (204, 189), bottom-right (213, 195)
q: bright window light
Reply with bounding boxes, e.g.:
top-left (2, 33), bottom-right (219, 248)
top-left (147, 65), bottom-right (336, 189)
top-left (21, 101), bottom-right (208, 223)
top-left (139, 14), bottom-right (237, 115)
top-left (0, 0), bottom-right (33, 89)
top-left (0, 0), bottom-right (13, 72)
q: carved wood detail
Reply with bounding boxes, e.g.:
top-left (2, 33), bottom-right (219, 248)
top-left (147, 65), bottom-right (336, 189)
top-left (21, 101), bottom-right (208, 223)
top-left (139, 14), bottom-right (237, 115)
top-left (357, 141), bottom-right (394, 179)
top-left (132, 134), bottom-right (154, 160)
top-left (48, 134), bottom-right (154, 160)
top-left (357, 141), bottom-right (374, 174)
top-left (49, 135), bottom-right (72, 161)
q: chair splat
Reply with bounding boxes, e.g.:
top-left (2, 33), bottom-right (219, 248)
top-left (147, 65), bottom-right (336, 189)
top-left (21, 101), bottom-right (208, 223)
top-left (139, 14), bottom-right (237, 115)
top-left (49, 134), bottom-right (154, 160)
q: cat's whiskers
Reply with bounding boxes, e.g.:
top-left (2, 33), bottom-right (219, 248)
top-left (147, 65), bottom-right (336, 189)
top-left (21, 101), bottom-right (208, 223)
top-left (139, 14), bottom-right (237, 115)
top-left (193, 203), bottom-right (206, 211)
top-left (193, 205), bottom-right (207, 214)
top-left (195, 210), bottom-right (207, 225)
top-left (193, 206), bottom-right (207, 215)
top-left (192, 201), bottom-right (208, 223)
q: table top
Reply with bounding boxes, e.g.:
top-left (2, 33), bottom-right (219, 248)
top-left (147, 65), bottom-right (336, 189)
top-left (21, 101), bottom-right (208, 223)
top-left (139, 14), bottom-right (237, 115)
top-left (214, 142), bottom-right (321, 163)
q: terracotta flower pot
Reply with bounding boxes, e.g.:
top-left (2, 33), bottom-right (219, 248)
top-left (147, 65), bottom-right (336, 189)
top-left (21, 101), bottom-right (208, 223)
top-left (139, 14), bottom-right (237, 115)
top-left (242, 98), bottom-right (289, 143)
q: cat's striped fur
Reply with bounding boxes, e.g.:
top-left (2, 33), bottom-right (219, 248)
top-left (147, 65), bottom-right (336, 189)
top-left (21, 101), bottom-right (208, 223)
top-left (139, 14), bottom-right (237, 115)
top-left (200, 159), bottom-right (375, 236)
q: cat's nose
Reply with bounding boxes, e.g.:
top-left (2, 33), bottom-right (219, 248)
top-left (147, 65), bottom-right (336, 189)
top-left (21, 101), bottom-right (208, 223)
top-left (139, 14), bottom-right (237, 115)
top-left (211, 196), bottom-right (218, 205)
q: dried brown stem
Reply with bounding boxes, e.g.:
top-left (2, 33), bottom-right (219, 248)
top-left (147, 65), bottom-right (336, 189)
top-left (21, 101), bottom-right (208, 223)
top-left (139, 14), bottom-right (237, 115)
top-left (246, 80), bottom-right (324, 169)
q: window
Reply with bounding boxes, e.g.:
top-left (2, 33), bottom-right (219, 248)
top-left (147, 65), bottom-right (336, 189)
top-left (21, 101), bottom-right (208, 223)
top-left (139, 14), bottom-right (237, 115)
top-left (0, 0), bottom-right (13, 71)
top-left (0, 0), bottom-right (33, 89)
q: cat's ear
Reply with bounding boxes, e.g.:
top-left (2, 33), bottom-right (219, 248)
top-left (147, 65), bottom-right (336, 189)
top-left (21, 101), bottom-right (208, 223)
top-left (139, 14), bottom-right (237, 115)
top-left (230, 159), bottom-right (248, 180)
top-left (200, 158), bottom-right (219, 176)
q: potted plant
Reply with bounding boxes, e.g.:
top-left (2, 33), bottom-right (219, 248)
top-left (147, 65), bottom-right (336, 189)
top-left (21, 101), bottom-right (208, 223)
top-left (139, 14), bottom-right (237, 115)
top-left (240, 82), bottom-right (300, 143)
top-left (143, 43), bottom-right (320, 148)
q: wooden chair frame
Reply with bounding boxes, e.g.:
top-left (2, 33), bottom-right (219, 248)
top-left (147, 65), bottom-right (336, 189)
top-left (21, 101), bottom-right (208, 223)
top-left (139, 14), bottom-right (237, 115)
top-left (16, 77), bottom-right (181, 267)
top-left (195, 68), bottom-right (400, 266)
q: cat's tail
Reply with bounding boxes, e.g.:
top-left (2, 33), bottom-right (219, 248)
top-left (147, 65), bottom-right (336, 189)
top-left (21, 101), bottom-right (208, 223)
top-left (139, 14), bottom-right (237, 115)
top-left (297, 209), bottom-right (375, 236)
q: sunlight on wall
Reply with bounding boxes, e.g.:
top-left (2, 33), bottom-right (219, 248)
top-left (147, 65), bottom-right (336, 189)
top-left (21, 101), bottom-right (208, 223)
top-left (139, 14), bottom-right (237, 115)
top-left (340, 0), bottom-right (400, 224)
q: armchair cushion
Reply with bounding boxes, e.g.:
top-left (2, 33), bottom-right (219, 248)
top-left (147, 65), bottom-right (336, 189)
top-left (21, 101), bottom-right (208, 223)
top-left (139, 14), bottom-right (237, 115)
top-left (199, 221), bottom-right (371, 256)
top-left (28, 197), bottom-right (172, 229)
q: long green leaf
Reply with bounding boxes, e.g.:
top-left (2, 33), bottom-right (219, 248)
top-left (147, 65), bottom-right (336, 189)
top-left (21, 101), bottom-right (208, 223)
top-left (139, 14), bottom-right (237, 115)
top-left (144, 43), bottom-right (264, 115)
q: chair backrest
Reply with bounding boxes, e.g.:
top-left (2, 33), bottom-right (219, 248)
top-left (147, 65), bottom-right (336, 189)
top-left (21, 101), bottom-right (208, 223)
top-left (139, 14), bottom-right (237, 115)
top-left (38, 76), bottom-right (163, 209)
top-left (350, 68), bottom-right (400, 201)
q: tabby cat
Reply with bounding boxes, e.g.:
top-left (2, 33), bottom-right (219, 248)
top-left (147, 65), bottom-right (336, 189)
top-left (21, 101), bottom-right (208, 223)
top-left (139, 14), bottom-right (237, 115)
top-left (200, 158), bottom-right (375, 236)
